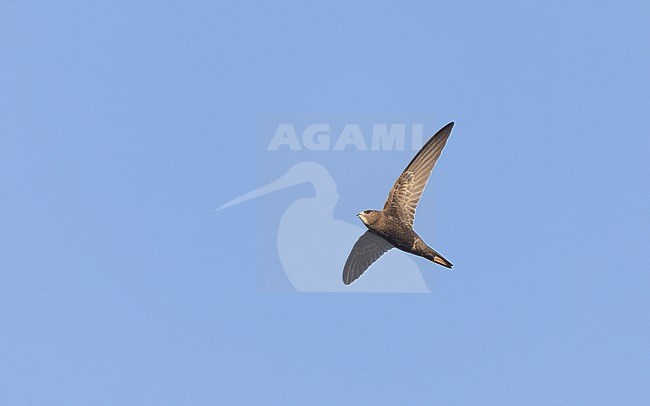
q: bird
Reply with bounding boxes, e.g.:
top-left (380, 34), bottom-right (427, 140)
top-left (217, 161), bottom-right (430, 292)
top-left (343, 122), bottom-right (455, 285)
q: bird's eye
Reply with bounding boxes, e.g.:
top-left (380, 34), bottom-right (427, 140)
top-left (364, 210), bottom-right (371, 214)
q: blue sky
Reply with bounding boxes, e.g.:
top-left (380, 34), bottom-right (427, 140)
top-left (2, 1), bottom-right (650, 404)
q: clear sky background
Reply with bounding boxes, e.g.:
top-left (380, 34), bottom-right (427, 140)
top-left (2, 1), bottom-right (650, 404)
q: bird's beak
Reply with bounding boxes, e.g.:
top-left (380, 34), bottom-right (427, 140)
top-left (216, 169), bottom-right (300, 211)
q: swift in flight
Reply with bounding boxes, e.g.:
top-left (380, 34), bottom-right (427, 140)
top-left (343, 122), bottom-right (455, 285)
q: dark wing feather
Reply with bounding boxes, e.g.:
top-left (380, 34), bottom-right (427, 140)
top-left (342, 231), bottom-right (394, 285)
top-left (382, 122), bottom-right (454, 227)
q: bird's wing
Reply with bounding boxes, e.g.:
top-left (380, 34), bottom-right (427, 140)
top-left (382, 122), bottom-right (454, 227)
top-left (342, 231), bottom-right (394, 285)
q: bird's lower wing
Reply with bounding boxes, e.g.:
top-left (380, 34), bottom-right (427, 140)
top-left (342, 231), bottom-right (394, 285)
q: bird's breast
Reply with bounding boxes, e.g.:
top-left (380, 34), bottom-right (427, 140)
top-left (368, 215), bottom-right (417, 252)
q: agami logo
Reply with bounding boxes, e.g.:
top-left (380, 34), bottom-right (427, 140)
top-left (267, 123), bottom-right (426, 151)
top-left (218, 116), bottom-right (452, 293)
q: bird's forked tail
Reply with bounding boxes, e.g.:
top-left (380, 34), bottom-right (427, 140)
top-left (416, 239), bottom-right (453, 269)
top-left (430, 251), bottom-right (453, 268)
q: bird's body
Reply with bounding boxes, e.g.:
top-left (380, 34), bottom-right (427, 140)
top-left (343, 122), bottom-right (455, 285)
top-left (366, 212), bottom-right (416, 252)
top-left (357, 210), bottom-right (452, 268)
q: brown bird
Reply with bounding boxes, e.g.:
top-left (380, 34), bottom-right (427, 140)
top-left (342, 122), bottom-right (454, 285)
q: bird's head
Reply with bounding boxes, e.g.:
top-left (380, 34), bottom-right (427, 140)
top-left (357, 210), bottom-right (381, 226)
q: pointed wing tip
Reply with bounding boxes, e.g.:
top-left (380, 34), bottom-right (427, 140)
top-left (342, 272), bottom-right (356, 285)
top-left (440, 121), bottom-right (455, 134)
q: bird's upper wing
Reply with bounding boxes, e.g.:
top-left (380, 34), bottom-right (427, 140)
top-left (382, 122), bottom-right (454, 227)
top-left (342, 230), bottom-right (394, 285)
